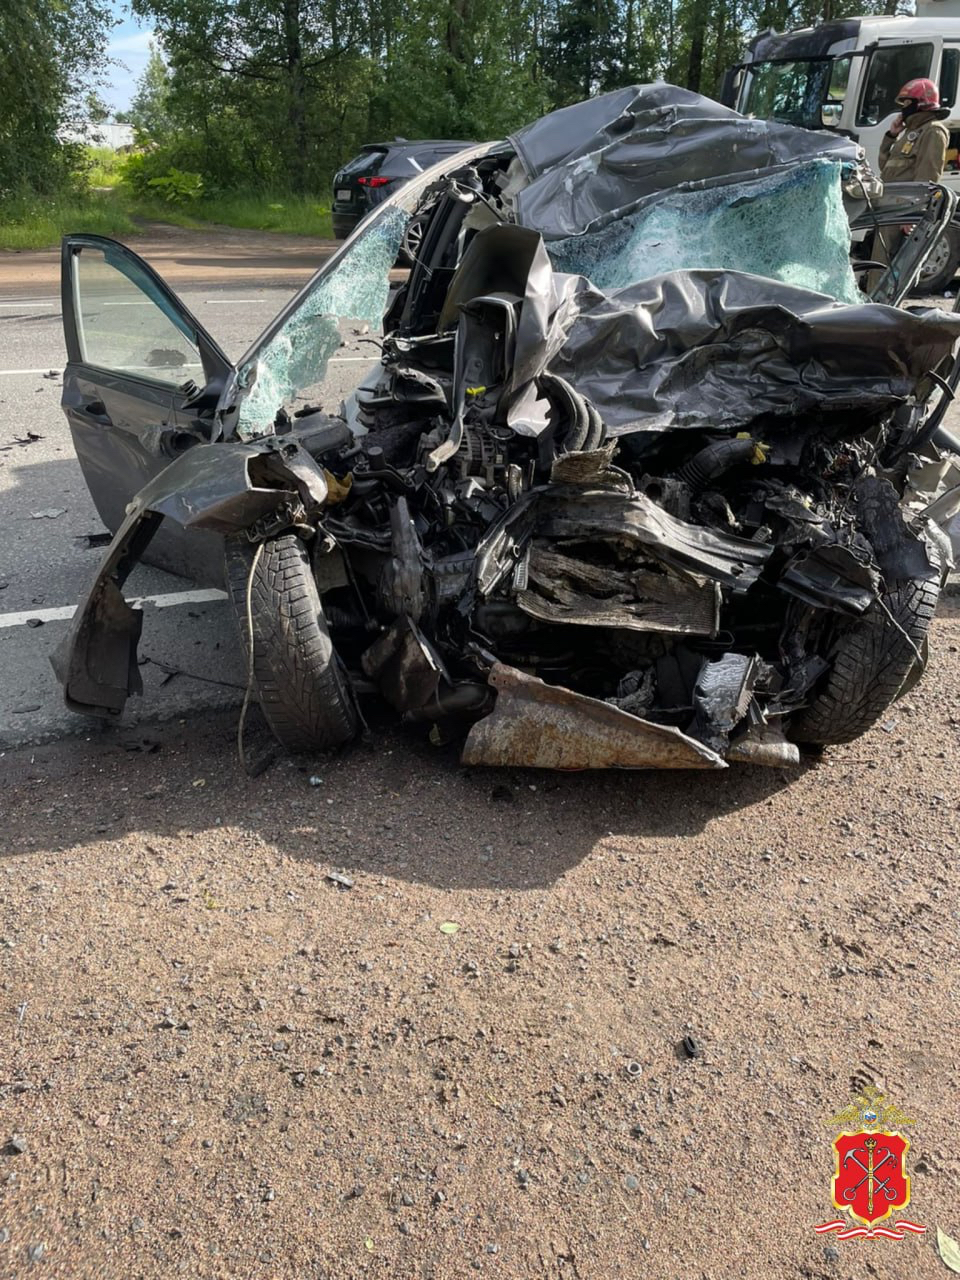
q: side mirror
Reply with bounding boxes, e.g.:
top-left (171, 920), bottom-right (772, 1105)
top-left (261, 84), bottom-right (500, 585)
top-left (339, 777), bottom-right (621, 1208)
top-left (821, 103), bottom-right (842, 128)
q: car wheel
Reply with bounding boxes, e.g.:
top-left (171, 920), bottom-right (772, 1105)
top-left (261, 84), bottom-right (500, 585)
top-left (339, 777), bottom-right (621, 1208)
top-left (914, 225), bottom-right (960, 295)
top-left (225, 533), bottom-right (359, 752)
top-left (790, 559), bottom-right (941, 747)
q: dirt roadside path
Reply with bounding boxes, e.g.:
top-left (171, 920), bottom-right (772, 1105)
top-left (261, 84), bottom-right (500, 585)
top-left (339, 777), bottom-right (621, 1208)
top-left (0, 220), bottom-right (339, 296)
top-left (2, 605), bottom-right (960, 1278)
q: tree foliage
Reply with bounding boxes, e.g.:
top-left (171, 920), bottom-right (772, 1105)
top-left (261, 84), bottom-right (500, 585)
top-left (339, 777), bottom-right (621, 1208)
top-left (129, 43), bottom-right (176, 144)
top-left (1, 0), bottom-right (113, 195)
top-left (131, 0), bottom-right (907, 195)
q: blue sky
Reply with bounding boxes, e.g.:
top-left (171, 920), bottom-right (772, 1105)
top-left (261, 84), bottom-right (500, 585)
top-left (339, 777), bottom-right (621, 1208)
top-left (103, 2), bottom-right (154, 115)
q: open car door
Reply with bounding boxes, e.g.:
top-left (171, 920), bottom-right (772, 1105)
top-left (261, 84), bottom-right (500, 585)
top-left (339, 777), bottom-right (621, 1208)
top-left (61, 234), bottom-right (234, 584)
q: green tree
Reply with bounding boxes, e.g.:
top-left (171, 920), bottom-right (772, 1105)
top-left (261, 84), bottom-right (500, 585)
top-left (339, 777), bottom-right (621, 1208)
top-left (120, 0), bottom-right (922, 203)
top-left (85, 90), bottom-right (111, 123)
top-left (129, 43), bottom-right (175, 143)
top-left (0, 0), bottom-right (113, 194)
top-left (133, 0), bottom-right (376, 191)
top-left (369, 0), bottom-right (548, 139)
top-left (545, 0), bottom-right (622, 105)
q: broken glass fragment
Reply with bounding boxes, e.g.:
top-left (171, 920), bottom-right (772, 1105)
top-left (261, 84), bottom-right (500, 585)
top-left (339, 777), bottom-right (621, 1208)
top-left (236, 208), bottom-right (409, 438)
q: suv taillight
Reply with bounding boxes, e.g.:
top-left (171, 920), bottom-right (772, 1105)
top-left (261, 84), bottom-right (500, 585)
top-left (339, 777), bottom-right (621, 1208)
top-left (358, 176), bottom-right (393, 187)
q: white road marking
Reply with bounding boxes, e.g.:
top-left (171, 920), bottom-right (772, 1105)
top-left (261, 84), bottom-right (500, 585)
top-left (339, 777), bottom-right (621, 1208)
top-left (0, 588), bottom-right (227, 630)
top-left (0, 300), bottom-right (56, 307)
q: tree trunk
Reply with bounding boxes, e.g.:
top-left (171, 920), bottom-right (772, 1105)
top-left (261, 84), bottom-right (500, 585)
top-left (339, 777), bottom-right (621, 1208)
top-left (711, 4), bottom-right (726, 97)
top-left (446, 0), bottom-right (469, 68)
top-left (687, 15), bottom-right (706, 92)
top-left (624, 0), bottom-right (636, 79)
top-left (445, 0), bottom-right (471, 114)
top-left (282, 0), bottom-right (308, 193)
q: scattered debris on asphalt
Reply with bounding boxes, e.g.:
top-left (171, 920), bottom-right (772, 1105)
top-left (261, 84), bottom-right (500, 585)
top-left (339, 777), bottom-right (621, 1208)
top-left (0, 430), bottom-right (42, 452)
top-left (74, 531), bottom-right (113, 550)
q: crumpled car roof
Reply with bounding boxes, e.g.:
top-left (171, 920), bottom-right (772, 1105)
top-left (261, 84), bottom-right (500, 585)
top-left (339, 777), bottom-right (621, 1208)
top-left (486, 85), bottom-right (960, 440)
top-left (507, 82), bottom-right (862, 239)
top-left (228, 85), bottom-right (959, 440)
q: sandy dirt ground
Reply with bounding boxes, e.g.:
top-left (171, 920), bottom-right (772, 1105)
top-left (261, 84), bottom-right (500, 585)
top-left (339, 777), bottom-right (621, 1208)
top-left (2, 598), bottom-right (960, 1279)
top-left (0, 222), bottom-right (339, 295)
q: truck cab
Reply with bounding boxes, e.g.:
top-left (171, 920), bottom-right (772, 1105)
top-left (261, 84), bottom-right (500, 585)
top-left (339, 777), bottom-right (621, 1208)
top-left (726, 0), bottom-right (960, 290)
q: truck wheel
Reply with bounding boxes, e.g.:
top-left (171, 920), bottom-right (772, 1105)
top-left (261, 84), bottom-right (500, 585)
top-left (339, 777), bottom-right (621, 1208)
top-left (791, 566), bottom-right (940, 747)
top-left (399, 212), bottom-right (429, 266)
top-left (915, 225), bottom-right (960, 295)
top-left (225, 533), bottom-right (359, 753)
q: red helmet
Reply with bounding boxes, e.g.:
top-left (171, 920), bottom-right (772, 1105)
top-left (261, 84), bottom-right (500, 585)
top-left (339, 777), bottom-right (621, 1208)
top-left (896, 78), bottom-right (941, 109)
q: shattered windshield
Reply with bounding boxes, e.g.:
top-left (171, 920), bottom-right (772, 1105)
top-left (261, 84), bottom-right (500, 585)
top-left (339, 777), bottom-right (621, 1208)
top-left (548, 157), bottom-right (861, 302)
top-left (235, 207), bottom-right (409, 439)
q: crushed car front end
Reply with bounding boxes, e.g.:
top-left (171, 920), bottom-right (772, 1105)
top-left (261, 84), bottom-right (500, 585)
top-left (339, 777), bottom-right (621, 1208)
top-left (54, 86), bottom-right (960, 769)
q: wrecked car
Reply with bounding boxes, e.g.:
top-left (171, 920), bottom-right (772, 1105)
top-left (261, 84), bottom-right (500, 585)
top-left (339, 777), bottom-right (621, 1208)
top-left (53, 85), bottom-right (960, 769)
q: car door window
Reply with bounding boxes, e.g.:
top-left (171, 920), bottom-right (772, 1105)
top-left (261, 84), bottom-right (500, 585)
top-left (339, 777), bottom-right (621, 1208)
top-left (857, 43), bottom-right (935, 126)
top-left (941, 46), bottom-right (960, 110)
top-left (73, 245), bottom-right (204, 386)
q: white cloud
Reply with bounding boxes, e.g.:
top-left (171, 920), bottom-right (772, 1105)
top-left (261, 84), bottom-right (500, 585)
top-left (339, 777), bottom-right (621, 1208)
top-left (107, 29), bottom-right (157, 57)
top-left (103, 27), bottom-right (159, 111)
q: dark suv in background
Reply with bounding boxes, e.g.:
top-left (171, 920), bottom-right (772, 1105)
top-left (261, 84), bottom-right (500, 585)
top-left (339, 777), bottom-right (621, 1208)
top-left (331, 139), bottom-right (476, 240)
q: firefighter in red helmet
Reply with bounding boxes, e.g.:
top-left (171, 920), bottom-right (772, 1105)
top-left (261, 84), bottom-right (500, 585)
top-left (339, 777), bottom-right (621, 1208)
top-left (879, 77), bottom-right (950, 183)
top-left (870, 79), bottom-right (950, 289)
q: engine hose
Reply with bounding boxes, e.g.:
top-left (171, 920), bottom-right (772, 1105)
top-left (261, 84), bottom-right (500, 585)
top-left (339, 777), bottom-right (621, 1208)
top-left (540, 372), bottom-right (590, 452)
top-left (677, 437), bottom-right (764, 493)
top-left (583, 401), bottom-right (606, 452)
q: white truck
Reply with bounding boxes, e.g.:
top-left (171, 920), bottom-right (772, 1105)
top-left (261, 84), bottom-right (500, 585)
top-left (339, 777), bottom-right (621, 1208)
top-left (724, 0), bottom-right (960, 291)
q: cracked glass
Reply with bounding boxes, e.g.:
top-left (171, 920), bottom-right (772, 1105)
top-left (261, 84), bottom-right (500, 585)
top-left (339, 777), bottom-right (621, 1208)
top-left (236, 207), bottom-right (409, 438)
top-left (547, 158), bottom-right (861, 303)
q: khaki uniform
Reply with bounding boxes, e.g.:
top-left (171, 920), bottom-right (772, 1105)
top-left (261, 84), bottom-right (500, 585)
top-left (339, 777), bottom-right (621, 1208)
top-left (879, 110), bottom-right (950, 183)
top-left (870, 111), bottom-right (951, 289)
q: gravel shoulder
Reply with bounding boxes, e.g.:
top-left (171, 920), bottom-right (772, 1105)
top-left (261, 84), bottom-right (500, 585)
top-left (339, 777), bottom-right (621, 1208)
top-left (2, 605), bottom-right (960, 1278)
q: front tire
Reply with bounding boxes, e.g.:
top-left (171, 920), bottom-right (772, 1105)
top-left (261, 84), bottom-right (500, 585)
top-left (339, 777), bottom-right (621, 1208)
top-left (225, 534), bottom-right (359, 752)
top-left (791, 564), bottom-right (941, 747)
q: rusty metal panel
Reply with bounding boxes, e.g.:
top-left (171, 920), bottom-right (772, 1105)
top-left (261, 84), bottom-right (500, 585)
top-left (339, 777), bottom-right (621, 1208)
top-left (461, 663), bottom-right (726, 770)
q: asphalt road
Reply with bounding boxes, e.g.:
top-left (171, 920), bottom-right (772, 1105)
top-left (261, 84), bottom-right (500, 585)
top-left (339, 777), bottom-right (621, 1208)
top-left (0, 229), bottom-right (380, 750)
